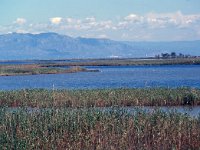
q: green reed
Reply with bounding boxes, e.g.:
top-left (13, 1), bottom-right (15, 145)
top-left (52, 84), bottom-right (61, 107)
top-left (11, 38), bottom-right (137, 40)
top-left (0, 108), bottom-right (200, 149)
top-left (0, 88), bottom-right (200, 108)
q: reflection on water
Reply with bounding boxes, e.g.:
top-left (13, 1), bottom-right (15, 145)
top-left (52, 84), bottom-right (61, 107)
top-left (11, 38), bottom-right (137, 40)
top-left (96, 106), bottom-right (200, 118)
top-left (5, 106), bottom-right (200, 118)
top-left (0, 65), bottom-right (200, 90)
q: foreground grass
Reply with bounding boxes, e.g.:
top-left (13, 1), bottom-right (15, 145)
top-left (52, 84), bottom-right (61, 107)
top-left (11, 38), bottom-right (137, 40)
top-left (0, 108), bottom-right (200, 149)
top-left (1, 88), bottom-right (200, 149)
top-left (0, 88), bottom-right (200, 108)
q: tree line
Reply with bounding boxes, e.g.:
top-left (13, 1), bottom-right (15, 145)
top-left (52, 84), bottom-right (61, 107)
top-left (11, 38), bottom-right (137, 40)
top-left (155, 52), bottom-right (194, 59)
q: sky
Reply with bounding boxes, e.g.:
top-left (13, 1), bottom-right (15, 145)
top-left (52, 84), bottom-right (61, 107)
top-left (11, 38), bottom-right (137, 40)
top-left (0, 0), bottom-right (200, 41)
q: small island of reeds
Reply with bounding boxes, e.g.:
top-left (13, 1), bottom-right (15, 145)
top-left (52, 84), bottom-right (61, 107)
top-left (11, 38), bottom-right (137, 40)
top-left (0, 64), bottom-right (98, 76)
top-left (1, 57), bottom-right (200, 76)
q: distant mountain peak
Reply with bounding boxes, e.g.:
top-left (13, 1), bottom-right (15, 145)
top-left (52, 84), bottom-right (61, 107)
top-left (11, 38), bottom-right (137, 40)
top-left (0, 32), bottom-right (199, 60)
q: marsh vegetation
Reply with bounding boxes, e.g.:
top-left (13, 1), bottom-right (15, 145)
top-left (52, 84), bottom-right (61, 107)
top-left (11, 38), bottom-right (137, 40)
top-left (1, 57), bottom-right (200, 149)
top-left (0, 64), bottom-right (97, 76)
top-left (0, 108), bottom-right (200, 149)
top-left (1, 88), bottom-right (200, 149)
top-left (1, 57), bottom-right (200, 76)
top-left (0, 88), bottom-right (200, 108)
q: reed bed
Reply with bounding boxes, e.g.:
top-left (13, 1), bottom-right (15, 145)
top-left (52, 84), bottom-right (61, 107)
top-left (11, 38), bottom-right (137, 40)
top-left (0, 108), bottom-right (200, 149)
top-left (0, 65), bottom-right (91, 76)
top-left (0, 88), bottom-right (200, 108)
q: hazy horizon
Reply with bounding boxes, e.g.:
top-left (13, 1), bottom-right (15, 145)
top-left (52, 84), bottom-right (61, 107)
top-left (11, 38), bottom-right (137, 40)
top-left (0, 0), bottom-right (200, 41)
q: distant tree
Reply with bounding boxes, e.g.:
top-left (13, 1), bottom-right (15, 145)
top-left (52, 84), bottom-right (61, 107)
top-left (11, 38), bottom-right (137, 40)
top-left (178, 53), bottom-right (185, 58)
top-left (159, 52), bottom-right (193, 59)
top-left (161, 53), bottom-right (170, 59)
top-left (185, 54), bottom-right (191, 58)
top-left (155, 54), bottom-right (160, 59)
top-left (170, 52), bottom-right (176, 58)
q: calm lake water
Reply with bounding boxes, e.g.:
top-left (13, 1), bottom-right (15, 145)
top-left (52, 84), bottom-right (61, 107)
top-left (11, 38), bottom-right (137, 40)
top-left (0, 65), bottom-right (200, 90)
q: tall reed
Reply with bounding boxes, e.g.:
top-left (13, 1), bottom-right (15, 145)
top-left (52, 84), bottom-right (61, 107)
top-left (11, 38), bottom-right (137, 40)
top-left (0, 88), bottom-right (200, 108)
top-left (0, 108), bottom-right (200, 149)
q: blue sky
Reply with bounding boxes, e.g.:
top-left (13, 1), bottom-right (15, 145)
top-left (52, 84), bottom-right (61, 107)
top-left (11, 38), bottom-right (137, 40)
top-left (0, 0), bottom-right (200, 41)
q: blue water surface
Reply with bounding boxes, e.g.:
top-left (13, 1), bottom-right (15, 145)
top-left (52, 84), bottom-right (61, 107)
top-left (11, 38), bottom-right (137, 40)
top-left (0, 65), bottom-right (200, 90)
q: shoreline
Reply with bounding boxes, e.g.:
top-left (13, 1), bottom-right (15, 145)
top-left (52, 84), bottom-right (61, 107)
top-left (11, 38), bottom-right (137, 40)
top-left (39, 57), bottom-right (200, 67)
top-left (0, 57), bottom-right (200, 76)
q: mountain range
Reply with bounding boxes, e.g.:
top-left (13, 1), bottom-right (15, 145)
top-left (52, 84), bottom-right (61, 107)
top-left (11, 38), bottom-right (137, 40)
top-left (0, 32), bottom-right (199, 60)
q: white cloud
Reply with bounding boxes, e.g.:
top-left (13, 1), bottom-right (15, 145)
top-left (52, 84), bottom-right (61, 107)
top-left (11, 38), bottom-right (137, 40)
top-left (50, 17), bottom-right (62, 25)
top-left (98, 20), bottom-right (113, 30)
top-left (1, 12), bottom-right (200, 41)
top-left (117, 21), bottom-right (129, 29)
top-left (117, 11), bottom-right (200, 30)
top-left (97, 34), bottom-right (108, 39)
top-left (66, 18), bottom-right (73, 23)
top-left (85, 17), bottom-right (96, 23)
top-left (61, 17), bottom-right (113, 31)
top-left (14, 18), bottom-right (26, 25)
top-left (145, 11), bottom-right (200, 28)
top-left (124, 14), bottom-right (143, 23)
